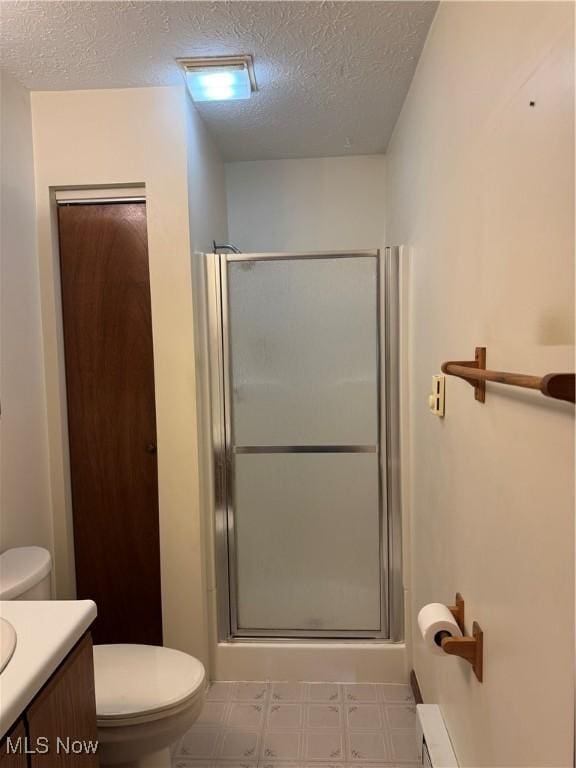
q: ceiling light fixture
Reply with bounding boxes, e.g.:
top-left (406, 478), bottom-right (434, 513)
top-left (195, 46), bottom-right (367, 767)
top-left (177, 55), bottom-right (256, 102)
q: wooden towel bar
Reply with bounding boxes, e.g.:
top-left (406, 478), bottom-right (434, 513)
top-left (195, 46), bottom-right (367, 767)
top-left (441, 347), bottom-right (575, 403)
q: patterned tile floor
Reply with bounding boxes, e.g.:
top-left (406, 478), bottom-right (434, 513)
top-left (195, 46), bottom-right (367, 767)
top-left (171, 681), bottom-right (419, 768)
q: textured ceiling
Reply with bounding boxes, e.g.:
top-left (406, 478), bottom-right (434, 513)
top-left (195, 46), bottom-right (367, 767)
top-left (0, 1), bottom-right (438, 161)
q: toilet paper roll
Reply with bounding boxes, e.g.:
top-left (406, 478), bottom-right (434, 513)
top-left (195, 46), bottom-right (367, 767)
top-left (417, 603), bottom-right (463, 656)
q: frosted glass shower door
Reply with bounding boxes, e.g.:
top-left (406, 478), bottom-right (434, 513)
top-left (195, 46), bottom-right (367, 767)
top-left (224, 254), bottom-right (385, 636)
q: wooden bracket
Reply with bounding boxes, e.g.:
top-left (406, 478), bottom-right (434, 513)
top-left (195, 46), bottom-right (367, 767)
top-left (441, 347), bottom-right (486, 402)
top-left (441, 621), bottom-right (483, 683)
top-left (472, 347), bottom-right (486, 402)
top-left (447, 592), bottom-right (465, 633)
top-left (441, 593), bottom-right (483, 682)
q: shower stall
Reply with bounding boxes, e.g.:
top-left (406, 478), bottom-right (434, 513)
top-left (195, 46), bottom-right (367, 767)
top-left (206, 248), bottom-right (402, 642)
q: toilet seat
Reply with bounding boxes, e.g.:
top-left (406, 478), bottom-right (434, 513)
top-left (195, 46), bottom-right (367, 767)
top-left (94, 644), bottom-right (206, 727)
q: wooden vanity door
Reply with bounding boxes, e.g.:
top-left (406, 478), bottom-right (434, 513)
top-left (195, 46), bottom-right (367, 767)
top-left (0, 721), bottom-right (27, 768)
top-left (26, 634), bottom-right (99, 767)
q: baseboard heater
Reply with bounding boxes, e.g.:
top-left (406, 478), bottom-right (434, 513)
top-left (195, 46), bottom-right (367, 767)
top-left (416, 704), bottom-right (459, 767)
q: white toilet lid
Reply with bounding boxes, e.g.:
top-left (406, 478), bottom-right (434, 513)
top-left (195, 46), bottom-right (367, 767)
top-left (93, 644), bottom-right (205, 720)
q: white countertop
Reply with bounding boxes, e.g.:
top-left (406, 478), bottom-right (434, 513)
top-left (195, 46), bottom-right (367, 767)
top-left (0, 600), bottom-right (97, 738)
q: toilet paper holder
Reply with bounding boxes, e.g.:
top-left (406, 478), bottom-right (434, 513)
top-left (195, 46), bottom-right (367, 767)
top-left (442, 593), bottom-right (484, 682)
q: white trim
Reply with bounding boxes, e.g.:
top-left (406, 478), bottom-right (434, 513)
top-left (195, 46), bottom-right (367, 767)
top-left (54, 186), bottom-right (145, 202)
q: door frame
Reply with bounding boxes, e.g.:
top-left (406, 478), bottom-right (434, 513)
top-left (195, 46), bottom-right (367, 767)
top-left (206, 248), bottom-right (403, 642)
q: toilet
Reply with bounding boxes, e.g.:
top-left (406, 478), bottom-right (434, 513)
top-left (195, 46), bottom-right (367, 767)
top-left (0, 547), bottom-right (206, 768)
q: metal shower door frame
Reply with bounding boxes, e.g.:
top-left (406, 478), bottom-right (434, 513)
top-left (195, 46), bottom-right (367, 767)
top-left (206, 248), bottom-right (402, 642)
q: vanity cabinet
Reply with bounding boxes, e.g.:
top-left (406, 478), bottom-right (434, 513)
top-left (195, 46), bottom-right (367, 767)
top-left (0, 633), bottom-right (99, 767)
top-left (0, 722), bottom-right (27, 768)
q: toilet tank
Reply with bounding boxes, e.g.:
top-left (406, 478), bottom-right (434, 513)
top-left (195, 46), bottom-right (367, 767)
top-left (0, 547), bottom-right (52, 600)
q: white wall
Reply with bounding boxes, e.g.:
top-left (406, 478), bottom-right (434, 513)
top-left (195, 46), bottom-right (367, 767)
top-left (31, 86), bottom-right (228, 671)
top-left (385, 3), bottom-right (574, 766)
top-left (225, 155), bottom-right (385, 252)
top-left (0, 70), bottom-right (52, 553)
top-left (186, 97), bottom-right (229, 676)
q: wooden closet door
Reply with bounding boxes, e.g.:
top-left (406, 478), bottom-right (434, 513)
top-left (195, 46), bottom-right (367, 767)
top-left (58, 202), bottom-right (162, 645)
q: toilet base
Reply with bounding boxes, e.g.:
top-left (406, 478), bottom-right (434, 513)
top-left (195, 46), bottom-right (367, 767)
top-left (97, 693), bottom-right (203, 767)
top-left (109, 747), bottom-right (171, 768)
top-left (139, 748), bottom-right (171, 768)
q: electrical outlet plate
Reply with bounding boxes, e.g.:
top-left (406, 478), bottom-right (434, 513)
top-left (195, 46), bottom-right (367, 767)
top-left (428, 375), bottom-right (445, 416)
